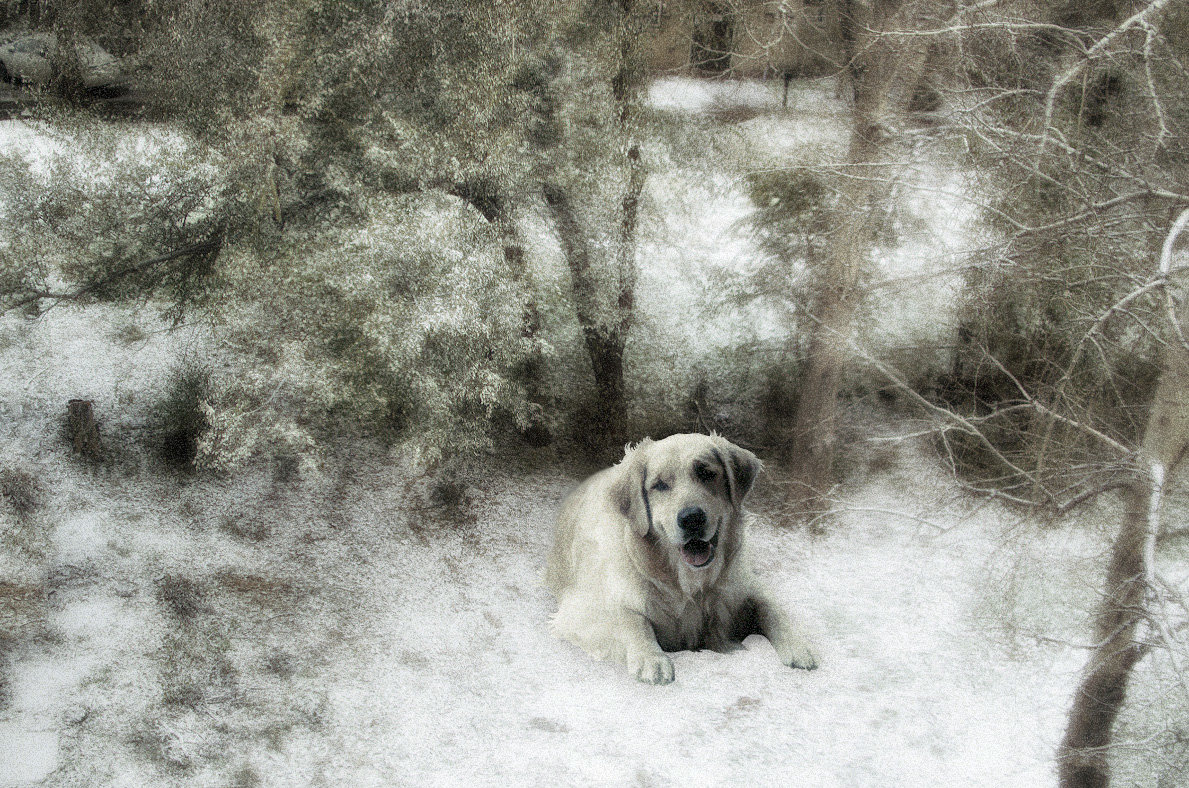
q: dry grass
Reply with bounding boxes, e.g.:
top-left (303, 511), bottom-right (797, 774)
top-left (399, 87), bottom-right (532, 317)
top-left (214, 571), bottom-right (296, 602)
top-left (0, 467), bottom-right (40, 518)
top-left (155, 574), bottom-right (207, 620)
top-left (0, 580), bottom-right (47, 641)
top-left (705, 100), bottom-right (768, 124)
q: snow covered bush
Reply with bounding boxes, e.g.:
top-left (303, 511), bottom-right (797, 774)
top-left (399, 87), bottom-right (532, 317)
top-left (0, 113), bottom-right (548, 475)
top-left (744, 168), bottom-right (832, 291)
top-left (0, 466), bottom-right (40, 521)
top-left (151, 361), bottom-right (213, 471)
top-left (0, 125), bottom-right (229, 324)
top-left (199, 190), bottom-right (544, 474)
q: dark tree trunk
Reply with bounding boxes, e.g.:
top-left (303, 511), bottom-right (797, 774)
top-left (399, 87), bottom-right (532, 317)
top-left (543, 183), bottom-right (630, 450)
top-left (51, 13), bottom-right (86, 103)
top-left (1059, 210), bottom-right (1189, 786)
top-left (785, 284), bottom-right (861, 520)
top-left (586, 331), bottom-right (628, 436)
top-left (67, 399), bottom-right (103, 461)
top-left (534, 1), bottom-right (644, 458)
top-left (1057, 477), bottom-right (1149, 787)
top-left (690, 1), bottom-right (734, 74)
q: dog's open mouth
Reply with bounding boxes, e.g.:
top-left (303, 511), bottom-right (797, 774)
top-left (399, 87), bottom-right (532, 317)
top-left (679, 532), bottom-right (718, 568)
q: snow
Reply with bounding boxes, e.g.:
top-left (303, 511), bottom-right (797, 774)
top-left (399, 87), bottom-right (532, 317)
top-left (0, 409), bottom-right (1111, 785)
top-left (0, 311), bottom-right (1117, 785)
top-left (647, 76), bottom-right (843, 121)
top-left (0, 118), bottom-right (199, 184)
top-left (1, 79), bottom-right (1182, 786)
top-left (0, 120), bottom-right (66, 179)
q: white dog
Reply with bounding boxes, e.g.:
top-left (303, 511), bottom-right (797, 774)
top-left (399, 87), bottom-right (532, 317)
top-left (546, 433), bottom-right (818, 684)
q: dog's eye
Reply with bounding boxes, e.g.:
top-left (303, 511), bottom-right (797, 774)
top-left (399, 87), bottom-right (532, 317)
top-left (650, 479), bottom-right (670, 492)
top-left (695, 464), bottom-right (717, 483)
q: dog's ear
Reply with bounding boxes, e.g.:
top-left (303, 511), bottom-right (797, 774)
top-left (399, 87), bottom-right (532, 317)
top-left (610, 438), bottom-right (653, 537)
top-left (712, 437), bottom-right (762, 508)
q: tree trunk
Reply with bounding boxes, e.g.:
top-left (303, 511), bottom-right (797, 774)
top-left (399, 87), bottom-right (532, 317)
top-left (543, 183), bottom-right (630, 450)
top-left (540, 1), bottom-right (646, 458)
top-left (67, 398), bottom-right (103, 461)
top-left (785, 255), bottom-right (864, 519)
top-left (1058, 209), bottom-right (1189, 786)
top-left (785, 0), bottom-right (930, 522)
top-left (690, 1), bottom-right (734, 74)
top-left (784, 107), bottom-right (892, 521)
top-left (1058, 400), bottom-right (1184, 787)
top-left (1058, 476), bottom-right (1150, 788)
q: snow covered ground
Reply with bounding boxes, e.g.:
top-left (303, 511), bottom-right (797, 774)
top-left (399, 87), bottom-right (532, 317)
top-left (1, 77), bottom-right (1183, 786)
top-left (0, 303), bottom-right (1129, 787)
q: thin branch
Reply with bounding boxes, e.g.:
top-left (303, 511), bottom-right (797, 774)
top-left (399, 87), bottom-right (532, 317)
top-left (1039, 0), bottom-right (1179, 156)
top-left (2, 238), bottom-right (223, 314)
top-left (1141, 22), bottom-right (1171, 151)
top-left (1054, 481), bottom-right (1131, 514)
top-left (1143, 462), bottom-right (1165, 593)
top-left (982, 350), bottom-right (1132, 457)
top-left (822, 503), bottom-right (955, 533)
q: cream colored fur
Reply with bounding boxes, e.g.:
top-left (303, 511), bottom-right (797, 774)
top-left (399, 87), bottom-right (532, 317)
top-left (546, 433), bottom-right (818, 684)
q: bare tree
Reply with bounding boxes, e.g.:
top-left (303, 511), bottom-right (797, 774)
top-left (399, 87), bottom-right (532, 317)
top-left (785, 0), bottom-right (932, 520)
top-left (537, 0), bottom-right (649, 455)
top-left (744, 3), bottom-right (1188, 770)
top-left (865, 1), bottom-right (1189, 777)
top-left (1058, 210), bottom-right (1189, 788)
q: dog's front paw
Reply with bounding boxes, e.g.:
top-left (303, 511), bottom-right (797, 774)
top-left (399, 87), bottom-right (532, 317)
top-left (777, 638), bottom-right (819, 671)
top-left (631, 652), bottom-right (674, 685)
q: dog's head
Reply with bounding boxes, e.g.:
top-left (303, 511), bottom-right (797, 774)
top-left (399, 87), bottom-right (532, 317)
top-left (610, 433), bottom-right (761, 570)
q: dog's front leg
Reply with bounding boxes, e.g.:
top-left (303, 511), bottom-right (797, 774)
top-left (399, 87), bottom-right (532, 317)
top-left (616, 610), bottom-right (674, 685)
top-left (738, 591), bottom-right (819, 671)
top-left (554, 598), bottom-right (674, 684)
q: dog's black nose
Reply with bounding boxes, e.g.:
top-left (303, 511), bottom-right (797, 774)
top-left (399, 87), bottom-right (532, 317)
top-left (677, 506), bottom-right (707, 534)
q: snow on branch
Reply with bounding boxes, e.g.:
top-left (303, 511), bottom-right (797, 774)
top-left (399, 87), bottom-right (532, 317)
top-left (1159, 208), bottom-right (1189, 276)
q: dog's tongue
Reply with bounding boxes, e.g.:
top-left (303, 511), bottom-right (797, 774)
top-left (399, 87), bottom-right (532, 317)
top-left (680, 539), bottom-right (713, 567)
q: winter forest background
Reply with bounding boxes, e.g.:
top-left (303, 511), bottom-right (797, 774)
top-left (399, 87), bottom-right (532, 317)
top-left (1, 0), bottom-right (1188, 785)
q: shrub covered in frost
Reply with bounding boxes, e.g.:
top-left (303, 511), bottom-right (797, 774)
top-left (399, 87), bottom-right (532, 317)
top-left (198, 190), bottom-right (544, 473)
top-left (0, 466), bottom-right (40, 519)
top-left (151, 361), bottom-right (213, 470)
top-left (0, 127), bottom-right (231, 324)
top-left (0, 122), bottom-right (546, 474)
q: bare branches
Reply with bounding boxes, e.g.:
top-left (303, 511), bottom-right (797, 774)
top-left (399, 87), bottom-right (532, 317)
top-left (983, 351), bottom-right (1132, 458)
top-left (1, 237), bottom-right (223, 316)
top-left (1058, 208), bottom-right (1189, 786)
top-left (1039, 0), bottom-right (1179, 155)
top-left (799, 309), bottom-right (1048, 492)
top-left (1158, 208), bottom-right (1189, 276)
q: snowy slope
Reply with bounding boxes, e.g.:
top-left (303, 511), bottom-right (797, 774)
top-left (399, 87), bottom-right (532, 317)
top-left (0, 300), bottom-right (1110, 786)
top-left (0, 392), bottom-right (1105, 786)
